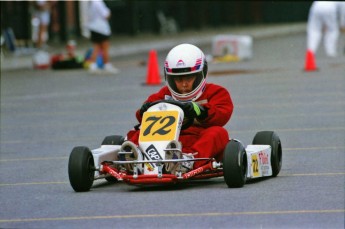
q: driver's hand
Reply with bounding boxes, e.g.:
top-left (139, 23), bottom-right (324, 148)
top-left (139, 102), bottom-right (151, 117)
top-left (182, 102), bottom-right (208, 120)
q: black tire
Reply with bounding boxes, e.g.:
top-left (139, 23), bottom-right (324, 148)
top-left (223, 140), bottom-right (247, 188)
top-left (101, 135), bottom-right (124, 145)
top-left (68, 146), bottom-right (95, 192)
top-left (252, 131), bottom-right (282, 177)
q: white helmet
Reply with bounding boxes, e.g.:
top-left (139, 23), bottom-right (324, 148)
top-left (164, 44), bottom-right (208, 101)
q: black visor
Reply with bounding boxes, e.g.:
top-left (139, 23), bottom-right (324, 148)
top-left (166, 71), bottom-right (204, 94)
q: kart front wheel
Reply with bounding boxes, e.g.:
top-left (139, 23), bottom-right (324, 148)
top-left (223, 140), bottom-right (247, 188)
top-left (252, 131), bottom-right (282, 177)
top-left (68, 146), bottom-right (95, 192)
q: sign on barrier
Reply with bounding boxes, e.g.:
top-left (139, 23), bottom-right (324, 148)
top-left (211, 35), bottom-right (253, 62)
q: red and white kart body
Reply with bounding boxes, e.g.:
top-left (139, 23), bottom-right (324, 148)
top-left (68, 101), bottom-right (282, 192)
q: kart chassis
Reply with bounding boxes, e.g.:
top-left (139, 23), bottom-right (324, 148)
top-left (68, 101), bottom-right (282, 192)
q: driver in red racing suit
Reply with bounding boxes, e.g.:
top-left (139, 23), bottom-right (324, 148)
top-left (126, 44), bottom-right (233, 170)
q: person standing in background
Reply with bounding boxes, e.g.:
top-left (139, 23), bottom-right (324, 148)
top-left (33, 0), bottom-right (51, 49)
top-left (87, 0), bottom-right (119, 74)
top-left (306, 1), bottom-right (345, 57)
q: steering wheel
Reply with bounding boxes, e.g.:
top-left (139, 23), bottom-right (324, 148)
top-left (144, 100), bottom-right (194, 130)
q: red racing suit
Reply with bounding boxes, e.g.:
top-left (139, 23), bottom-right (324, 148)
top-left (126, 83), bottom-right (234, 168)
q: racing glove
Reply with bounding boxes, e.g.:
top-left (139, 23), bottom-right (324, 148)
top-left (182, 102), bottom-right (208, 120)
top-left (139, 102), bottom-right (151, 117)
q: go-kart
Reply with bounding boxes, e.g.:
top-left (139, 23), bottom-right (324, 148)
top-left (68, 100), bottom-right (282, 192)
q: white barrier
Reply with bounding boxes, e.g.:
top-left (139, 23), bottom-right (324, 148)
top-left (211, 35), bottom-right (253, 61)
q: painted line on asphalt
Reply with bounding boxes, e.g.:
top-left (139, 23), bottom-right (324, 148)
top-left (2, 126), bottom-right (345, 145)
top-left (0, 181), bottom-right (68, 186)
top-left (2, 111), bottom-right (344, 125)
top-left (0, 172), bottom-right (344, 187)
top-left (236, 111), bottom-right (345, 120)
top-left (0, 146), bottom-right (343, 162)
top-left (0, 156), bottom-right (68, 162)
top-left (236, 100), bottom-right (345, 108)
top-left (281, 172), bottom-right (345, 177)
top-left (232, 126), bottom-right (345, 134)
top-left (1, 120), bottom-right (134, 130)
top-left (0, 209), bottom-right (343, 223)
top-left (284, 146), bottom-right (345, 151)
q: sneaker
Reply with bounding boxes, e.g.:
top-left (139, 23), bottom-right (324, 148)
top-left (164, 140), bottom-right (182, 173)
top-left (104, 63), bottom-right (119, 74)
top-left (119, 141), bottom-right (142, 173)
top-left (181, 153), bottom-right (196, 171)
top-left (89, 62), bottom-right (102, 74)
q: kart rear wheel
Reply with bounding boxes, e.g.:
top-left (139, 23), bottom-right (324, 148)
top-left (252, 131), bottom-right (282, 177)
top-left (101, 135), bottom-right (124, 183)
top-left (68, 146), bottom-right (95, 192)
top-left (101, 135), bottom-right (124, 145)
top-left (223, 140), bottom-right (247, 188)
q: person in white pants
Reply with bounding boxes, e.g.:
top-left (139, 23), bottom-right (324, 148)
top-left (307, 1), bottom-right (345, 57)
top-left (33, 0), bottom-right (51, 49)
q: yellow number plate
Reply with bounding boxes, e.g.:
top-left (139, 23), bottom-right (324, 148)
top-left (139, 110), bottom-right (179, 142)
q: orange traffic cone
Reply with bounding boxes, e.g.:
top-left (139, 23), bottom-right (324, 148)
top-left (304, 49), bottom-right (318, 71)
top-left (145, 50), bottom-right (162, 85)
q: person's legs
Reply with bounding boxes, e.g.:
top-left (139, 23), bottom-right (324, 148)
top-left (190, 126), bottom-right (229, 168)
top-left (36, 10), bottom-right (50, 48)
top-left (323, 13), bottom-right (339, 57)
top-left (88, 31), bottom-right (118, 73)
top-left (89, 31), bottom-right (105, 71)
top-left (307, 10), bottom-right (322, 53)
top-left (37, 23), bottom-right (48, 48)
top-left (88, 42), bottom-right (101, 72)
top-left (100, 40), bottom-right (110, 64)
top-left (100, 39), bottom-right (119, 73)
top-left (90, 43), bottom-right (101, 63)
top-left (126, 129), bottom-right (140, 145)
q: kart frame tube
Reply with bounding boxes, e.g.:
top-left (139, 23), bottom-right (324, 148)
top-left (101, 161), bottom-right (222, 184)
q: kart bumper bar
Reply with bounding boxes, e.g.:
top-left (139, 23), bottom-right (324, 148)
top-left (101, 160), bottom-right (222, 184)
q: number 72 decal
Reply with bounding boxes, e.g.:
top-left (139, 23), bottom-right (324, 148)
top-left (139, 110), bottom-right (179, 142)
top-left (251, 154), bottom-right (260, 177)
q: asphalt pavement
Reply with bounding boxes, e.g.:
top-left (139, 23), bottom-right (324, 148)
top-left (1, 22), bottom-right (345, 228)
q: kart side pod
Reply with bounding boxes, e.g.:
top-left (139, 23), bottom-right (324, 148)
top-left (223, 131), bottom-right (282, 188)
top-left (245, 145), bottom-right (272, 178)
top-left (92, 145), bottom-right (121, 179)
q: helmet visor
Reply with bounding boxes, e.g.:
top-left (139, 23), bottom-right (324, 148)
top-left (166, 71), bottom-right (204, 95)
